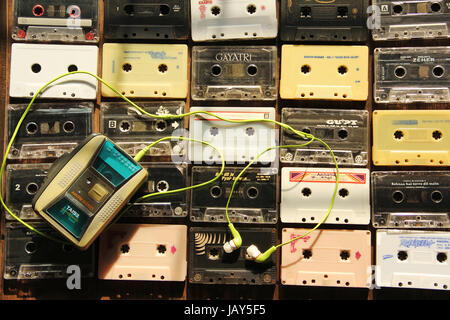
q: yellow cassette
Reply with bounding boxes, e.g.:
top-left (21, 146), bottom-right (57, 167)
top-left (102, 43), bottom-right (188, 98)
top-left (373, 110), bottom-right (450, 166)
top-left (280, 45), bottom-right (369, 101)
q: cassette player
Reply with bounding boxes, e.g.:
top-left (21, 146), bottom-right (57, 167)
top-left (280, 0), bottom-right (369, 42)
top-left (12, 0), bottom-right (99, 42)
top-left (32, 134), bottom-right (148, 250)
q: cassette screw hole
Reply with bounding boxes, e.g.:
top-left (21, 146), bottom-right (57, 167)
top-left (340, 250), bottom-right (350, 260)
top-left (67, 64), bottom-right (78, 72)
top-left (301, 188), bottom-right (312, 197)
top-left (392, 190), bottom-right (405, 203)
top-left (432, 130), bottom-right (442, 140)
top-left (122, 63), bottom-right (132, 72)
top-left (158, 64), bottom-right (168, 73)
top-left (432, 66), bottom-right (445, 78)
top-left (247, 65), bottom-right (258, 76)
top-left (211, 6), bottom-right (221, 15)
top-left (26, 122), bottom-right (39, 135)
top-left (247, 4), bottom-right (257, 14)
top-left (210, 186), bottom-right (222, 198)
top-left (31, 63), bottom-right (41, 73)
top-left (338, 129), bottom-right (348, 140)
top-left (394, 66), bottom-right (406, 78)
top-left (63, 121), bottom-right (75, 133)
top-left (120, 244), bottom-right (130, 254)
top-left (26, 183), bottom-right (39, 195)
top-left (394, 130), bottom-right (404, 140)
top-left (247, 187), bottom-right (259, 199)
top-left (431, 3), bottom-right (441, 12)
top-left (338, 65), bottom-right (348, 75)
top-left (302, 249), bottom-right (312, 259)
top-left (25, 241), bottom-right (37, 254)
top-left (211, 65), bottom-right (222, 76)
top-left (393, 5), bottom-right (403, 14)
top-left (338, 188), bottom-right (349, 198)
top-left (437, 252), bottom-right (447, 263)
top-left (301, 65), bottom-right (311, 74)
top-left (157, 245), bottom-right (167, 254)
top-left (159, 5), bottom-right (170, 15)
top-left (397, 250), bottom-right (408, 261)
top-left (431, 190), bottom-right (443, 203)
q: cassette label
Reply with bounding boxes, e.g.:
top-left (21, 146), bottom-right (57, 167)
top-left (189, 227), bottom-right (276, 285)
top-left (281, 167), bottom-right (370, 225)
top-left (376, 230), bottom-right (450, 290)
top-left (98, 224), bottom-right (187, 281)
top-left (372, 0), bottom-right (450, 40)
top-left (372, 171), bottom-right (450, 228)
top-left (7, 103), bottom-right (94, 160)
top-left (12, 0), bottom-right (99, 42)
top-left (373, 110), bottom-right (450, 166)
top-left (280, 0), bottom-right (369, 42)
top-left (100, 102), bottom-right (186, 158)
top-left (102, 43), bottom-right (188, 98)
top-left (188, 107), bottom-right (276, 164)
top-left (374, 47), bottom-right (450, 103)
top-left (191, 0), bottom-right (278, 41)
top-left (191, 46), bottom-right (277, 100)
top-left (104, 0), bottom-right (189, 40)
top-left (280, 45), bottom-right (369, 101)
top-left (4, 223), bottom-right (96, 280)
top-left (9, 44), bottom-right (98, 99)
top-left (281, 229), bottom-right (372, 288)
top-left (190, 166), bottom-right (278, 223)
top-left (280, 108), bottom-right (369, 166)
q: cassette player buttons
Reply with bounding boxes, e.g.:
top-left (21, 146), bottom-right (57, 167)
top-left (88, 183), bottom-right (109, 203)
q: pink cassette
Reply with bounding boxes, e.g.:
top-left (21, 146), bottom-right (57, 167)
top-left (98, 224), bottom-right (187, 281)
top-left (281, 228), bottom-right (372, 288)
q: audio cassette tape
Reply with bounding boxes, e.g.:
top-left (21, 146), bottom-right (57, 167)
top-left (189, 227), bottom-right (277, 285)
top-left (281, 229), bottom-right (372, 288)
top-left (372, 171), bottom-right (450, 228)
top-left (12, 0), bottom-right (99, 42)
top-left (280, 0), bottom-right (369, 42)
top-left (280, 108), bottom-right (369, 166)
top-left (104, 0), bottom-right (189, 40)
top-left (376, 229), bottom-right (450, 290)
top-left (124, 163), bottom-right (188, 218)
top-left (190, 166), bottom-right (277, 223)
top-left (191, 0), bottom-right (277, 41)
top-left (9, 43), bottom-right (98, 99)
top-left (3, 222), bottom-right (96, 280)
top-left (188, 107), bottom-right (276, 164)
top-left (191, 46), bottom-right (277, 100)
top-left (100, 101), bottom-right (186, 159)
top-left (372, 0), bottom-right (450, 40)
top-left (102, 43), bottom-right (188, 98)
top-left (374, 47), bottom-right (450, 103)
top-left (373, 110), bottom-right (450, 166)
top-left (7, 103), bottom-right (93, 160)
top-left (280, 167), bottom-right (370, 225)
top-left (98, 224), bottom-right (187, 281)
top-left (280, 45), bottom-right (369, 101)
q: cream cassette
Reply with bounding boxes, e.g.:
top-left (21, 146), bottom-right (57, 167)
top-left (280, 167), bottom-right (370, 225)
top-left (7, 103), bottom-right (93, 160)
top-left (372, 171), bottom-right (450, 228)
top-left (9, 43), bottom-right (98, 99)
top-left (189, 227), bottom-right (277, 285)
top-left (376, 229), bottom-right (450, 290)
top-left (280, 108), bottom-right (369, 166)
top-left (188, 107), bottom-right (276, 164)
top-left (190, 166), bottom-right (277, 224)
top-left (4, 222), bottom-right (96, 280)
top-left (280, 45), bottom-right (369, 101)
top-left (12, 0), bottom-right (99, 42)
top-left (98, 224), bottom-right (187, 281)
top-left (190, 0), bottom-right (277, 41)
top-left (281, 229), bottom-right (372, 288)
top-left (374, 47), bottom-right (450, 103)
top-left (102, 43), bottom-right (188, 98)
top-left (100, 101), bottom-right (186, 158)
top-left (373, 110), bottom-right (450, 166)
top-left (372, 0), bottom-right (450, 40)
top-left (191, 46), bottom-right (277, 100)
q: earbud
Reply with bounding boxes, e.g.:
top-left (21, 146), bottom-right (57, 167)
top-left (223, 223), bottom-right (242, 253)
top-left (246, 245), bottom-right (277, 263)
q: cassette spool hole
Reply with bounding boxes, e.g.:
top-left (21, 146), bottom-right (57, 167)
top-left (120, 244), bottom-right (130, 254)
top-left (432, 66), bottom-right (445, 78)
top-left (26, 183), bottom-right (39, 195)
top-left (25, 241), bottom-right (37, 254)
top-left (247, 4), bottom-right (257, 14)
top-left (302, 249), bottom-right (312, 259)
top-left (394, 66), bottom-right (407, 78)
top-left (159, 5), bottom-right (170, 15)
top-left (337, 7), bottom-right (348, 18)
top-left (157, 245), bottom-right (167, 254)
top-left (210, 186), bottom-right (222, 198)
top-left (432, 130), bottom-right (442, 140)
top-left (63, 121), bottom-right (75, 133)
top-left (119, 121), bottom-right (131, 132)
top-left (122, 63), bottom-right (132, 72)
top-left (247, 65), bottom-right (258, 76)
top-left (431, 2), bottom-right (441, 12)
top-left (393, 5), bottom-right (403, 14)
top-left (158, 64), bottom-right (168, 73)
top-left (338, 129), bottom-right (348, 139)
top-left (301, 188), bottom-right (312, 197)
top-left (245, 127), bottom-right (255, 136)
top-left (397, 250), bottom-right (408, 261)
top-left (156, 180), bottom-right (169, 192)
top-left (300, 7), bottom-right (311, 17)
top-left (301, 65), bottom-right (311, 74)
top-left (123, 5), bottom-right (135, 15)
top-left (26, 122), bottom-right (39, 135)
top-left (338, 188), bottom-right (349, 198)
top-left (207, 248), bottom-right (220, 260)
top-left (211, 6), bottom-right (221, 15)
top-left (67, 64), bottom-right (78, 72)
top-left (340, 250), bottom-right (350, 260)
top-left (246, 187), bottom-right (259, 199)
top-left (437, 252), bottom-right (447, 263)
top-left (211, 65), bottom-right (222, 76)
top-left (32, 5), bottom-right (45, 16)
top-left (394, 130), bottom-right (404, 140)
top-left (338, 65), bottom-right (348, 75)
top-left (431, 190), bottom-right (443, 203)
top-left (155, 120), bottom-right (167, 132)
top-left (31, 63), bottom-right (41, 73)
top-left (392, 190), bottom-right (405, 203)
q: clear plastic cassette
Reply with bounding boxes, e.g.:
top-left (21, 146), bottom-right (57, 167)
top-left (374, 47), bottom-right (450, 103)
top-left (7, 103), bottom-right (94, 160)
top-left (100, 102), bottom-right (186, 159)
top-left (189, 227), bottom-right (277, 285)
top-left (191, 46), bottom-right (277, 100)
top-left (280, 108), bottom-right (369, 166)
top-left (12, 0), bottom-right (99, 42)
top-left (190, 166), bottom-right (278, 224)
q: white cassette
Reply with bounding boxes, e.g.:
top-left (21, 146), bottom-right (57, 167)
top-left (281, 167), bottom-right (370, 225)
top-left (376, 230), bottom-right (450, 290)
top-left (281, 228), bottom-right (372, 288)
top-left (190, 0), bottom-right (278, 41)
top-left (9, 43), bottom-right (98, 99)
top-left (188, 107), bottom-right (276, 164)
top-left (98, 224), bottom-right (187, 281)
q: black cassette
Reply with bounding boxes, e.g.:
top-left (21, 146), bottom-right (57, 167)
top-left (372, 171), bottom-right (450, 228)
top-left (7, 103), bottom-right (94, 160)
top-left (280, 108), bottom-right (369, 166)
top-left (104, 0), bottom-right (189, 40)
top-left (3, 223), bottom-right (96, 280)
top-left (189, 227), bottom-right (277, 285)
top-left (12, 0), bottom-right (99, 42)
top-left (190, 166), bottom-right (278, 224)
top-left (280, 0), bottom-right (369, 42)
